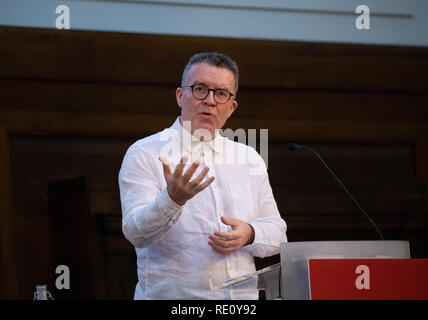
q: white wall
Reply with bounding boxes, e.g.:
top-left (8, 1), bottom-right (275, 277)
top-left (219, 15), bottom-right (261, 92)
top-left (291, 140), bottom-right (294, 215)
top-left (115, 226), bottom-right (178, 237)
top-left (0, 0), bottom-right (427, 47)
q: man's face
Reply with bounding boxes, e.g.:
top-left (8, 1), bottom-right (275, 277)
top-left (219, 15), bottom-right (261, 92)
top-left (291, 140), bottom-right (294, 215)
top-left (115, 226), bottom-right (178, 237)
top-left (176, 62), bottom-right (238, 138)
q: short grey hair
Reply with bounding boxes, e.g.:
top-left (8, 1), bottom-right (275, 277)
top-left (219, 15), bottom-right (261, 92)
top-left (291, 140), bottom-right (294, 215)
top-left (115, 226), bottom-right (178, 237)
top-left (181, 52), bottom-right (239, 93)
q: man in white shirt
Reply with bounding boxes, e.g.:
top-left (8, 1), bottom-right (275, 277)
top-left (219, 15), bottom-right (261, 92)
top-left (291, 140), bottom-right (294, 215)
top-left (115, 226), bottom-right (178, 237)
top-left (118, 52), bottom-right (287, 299)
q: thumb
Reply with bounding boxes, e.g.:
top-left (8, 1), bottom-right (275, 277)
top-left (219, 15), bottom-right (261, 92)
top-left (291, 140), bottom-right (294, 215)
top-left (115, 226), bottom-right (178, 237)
top-left (220, 216), bottom-right (238, 228)
top-left (159, 157), bottom-right (172, 181)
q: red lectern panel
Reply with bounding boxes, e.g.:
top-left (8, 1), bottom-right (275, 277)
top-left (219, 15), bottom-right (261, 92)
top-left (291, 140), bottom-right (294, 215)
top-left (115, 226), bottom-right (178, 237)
top-left (309, 259), bottom-right (428, 300)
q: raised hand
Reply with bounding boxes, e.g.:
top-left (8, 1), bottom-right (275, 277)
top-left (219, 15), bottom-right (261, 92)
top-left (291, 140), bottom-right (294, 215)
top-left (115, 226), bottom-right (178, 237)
top-left (159, 156), bottom-right (215, 206)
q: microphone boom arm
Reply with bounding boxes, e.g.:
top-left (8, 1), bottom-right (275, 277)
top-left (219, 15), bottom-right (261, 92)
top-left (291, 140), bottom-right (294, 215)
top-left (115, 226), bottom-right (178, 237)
top-left (290, 143), bottom-right (384, 240)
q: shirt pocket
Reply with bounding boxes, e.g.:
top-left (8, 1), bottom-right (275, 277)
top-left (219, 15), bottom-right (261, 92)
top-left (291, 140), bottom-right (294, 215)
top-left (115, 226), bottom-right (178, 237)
top-left (228, 182), bottom-right (257, 222)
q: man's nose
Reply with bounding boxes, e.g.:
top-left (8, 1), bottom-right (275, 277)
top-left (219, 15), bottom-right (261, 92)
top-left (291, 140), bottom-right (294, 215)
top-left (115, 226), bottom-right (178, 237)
top-left (203, 90), bottom-right (216, 106)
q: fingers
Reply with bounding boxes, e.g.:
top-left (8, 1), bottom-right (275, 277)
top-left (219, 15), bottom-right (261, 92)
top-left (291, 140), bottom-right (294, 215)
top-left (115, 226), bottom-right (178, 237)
top-left (208, 238), bottom-right (241, 255)
top-left (208, 219), bottom-right (254, 255)
top-left (220, 216), bottom-right (238, 228)
top-left (163, 157), bottom-right (212, 183)
top-left (159, 157), bottom-right (173, 180)
top-left (209, 227), bottom-right (240, 256)
top-left (213, 230), bottom-right (239, 240)
top-left (173, 156), bottom-right (187, 178)
top-left (209, 234), bottom-right (239, 246)
top-left (189, 166), bottom-right (209, 186)
top-left (159, 156), bottom-right (214, 205)
top-left (195, 176), bottom-right (215, 192)
top-left (182, 160), bottom-right (201, 182)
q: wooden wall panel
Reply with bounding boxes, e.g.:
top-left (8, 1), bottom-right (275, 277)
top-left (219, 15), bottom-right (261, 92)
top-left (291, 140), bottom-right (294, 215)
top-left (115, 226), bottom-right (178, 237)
top-left (0, 129), bottom-right (19, 299)
top-left (0, 80), bottom-right (427, 124)
top-left (1, 27), bottom-right (427, 92)
top-left (0, 26), bottom-right (427, 299)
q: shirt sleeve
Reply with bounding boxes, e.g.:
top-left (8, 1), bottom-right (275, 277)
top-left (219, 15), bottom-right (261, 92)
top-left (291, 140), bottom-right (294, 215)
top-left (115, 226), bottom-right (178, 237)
top-left (118, 145), bottom-right (183, 248)
top-left (246, 151), bottom-right (288, 258)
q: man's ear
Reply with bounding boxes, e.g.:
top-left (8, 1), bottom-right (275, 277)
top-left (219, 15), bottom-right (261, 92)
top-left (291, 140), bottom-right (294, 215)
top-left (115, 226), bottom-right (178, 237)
top-left (176, 87), bottom-right (183, 108)
top-left (230, 100), bottom-right (238, 115)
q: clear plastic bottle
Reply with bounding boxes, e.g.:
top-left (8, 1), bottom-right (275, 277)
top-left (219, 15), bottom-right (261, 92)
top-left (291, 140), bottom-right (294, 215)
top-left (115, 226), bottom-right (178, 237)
top-left (33, 285), bottom-right (54, 300)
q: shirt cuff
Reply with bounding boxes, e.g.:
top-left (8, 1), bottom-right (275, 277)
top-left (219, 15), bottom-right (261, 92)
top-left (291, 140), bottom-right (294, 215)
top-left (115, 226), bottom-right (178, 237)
top-left (247, 222), bottom-right (261, 246)
top-left (156, 188), bottom-right (184, 218)
top-left (132, 188), bottom-right (184, 237)
top-left (245, 222), bottom-right (282, 258)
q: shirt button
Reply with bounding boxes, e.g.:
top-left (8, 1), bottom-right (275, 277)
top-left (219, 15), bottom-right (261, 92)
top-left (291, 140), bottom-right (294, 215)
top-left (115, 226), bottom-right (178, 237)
top-left (213, 183), bottom-right (217, 189)
top-left (217, 210), bottom-right (222, 216)
top-left (229, 265), bottom-right (233, 271)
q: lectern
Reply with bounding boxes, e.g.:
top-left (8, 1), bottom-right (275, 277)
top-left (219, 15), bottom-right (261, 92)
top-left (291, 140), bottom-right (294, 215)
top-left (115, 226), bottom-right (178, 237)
top-left (211, 241), bottom-right (428, 300)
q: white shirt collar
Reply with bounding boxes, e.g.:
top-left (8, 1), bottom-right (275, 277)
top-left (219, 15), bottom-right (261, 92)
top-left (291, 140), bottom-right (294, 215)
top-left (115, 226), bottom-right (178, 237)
top-left (170, 117), bottom-right (224, 154)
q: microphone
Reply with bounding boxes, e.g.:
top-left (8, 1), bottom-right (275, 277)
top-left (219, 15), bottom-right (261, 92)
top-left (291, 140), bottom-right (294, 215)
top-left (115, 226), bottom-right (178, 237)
top-left (288, 142), bottom-right (384, 240)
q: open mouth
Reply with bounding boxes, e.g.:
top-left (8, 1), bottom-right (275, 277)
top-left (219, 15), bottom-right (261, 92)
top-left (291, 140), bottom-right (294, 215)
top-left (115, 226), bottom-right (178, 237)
top-left (200, 112), bottom-right (214, 118)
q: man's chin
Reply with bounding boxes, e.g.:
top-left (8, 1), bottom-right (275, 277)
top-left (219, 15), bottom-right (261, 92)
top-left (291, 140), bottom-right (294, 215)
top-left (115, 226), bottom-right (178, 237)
top-left (193, 123), bottom-right (216, 139)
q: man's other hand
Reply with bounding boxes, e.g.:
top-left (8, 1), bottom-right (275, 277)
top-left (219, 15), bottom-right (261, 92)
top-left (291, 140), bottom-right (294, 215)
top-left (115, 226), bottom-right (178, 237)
top-left (208, 216), bottom-right (255, 255)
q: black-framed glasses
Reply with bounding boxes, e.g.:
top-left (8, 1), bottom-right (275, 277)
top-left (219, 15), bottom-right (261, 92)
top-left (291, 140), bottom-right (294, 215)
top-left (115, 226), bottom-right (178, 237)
top-left (184, 84), bottom-right (234, 104)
